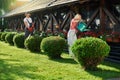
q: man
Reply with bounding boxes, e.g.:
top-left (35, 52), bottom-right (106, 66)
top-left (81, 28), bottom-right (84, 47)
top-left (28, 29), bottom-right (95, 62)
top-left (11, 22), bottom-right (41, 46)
top-left (23, 12), bottom-right (33, 39)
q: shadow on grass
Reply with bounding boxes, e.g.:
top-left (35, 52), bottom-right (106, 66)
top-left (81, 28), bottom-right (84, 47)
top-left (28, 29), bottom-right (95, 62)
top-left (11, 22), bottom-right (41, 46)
top-left (50, 58), bottom-right (77, 64)
top-left (29, 51), bottom-right (41, 54)
top-left (0, 53), bottom-right (10, 56)
top-left (86, 68), bottom-right (120, 79)
top-left (101, 61), bottom-right (120, 70)
top-left (1, 58), bottom-right (21, 62)
top-left (85, 61), bottom-right (120, 79)
top-left (0, 59), bottom-right (45, 80)
top-left (30, 51), bottom-right (47, 56)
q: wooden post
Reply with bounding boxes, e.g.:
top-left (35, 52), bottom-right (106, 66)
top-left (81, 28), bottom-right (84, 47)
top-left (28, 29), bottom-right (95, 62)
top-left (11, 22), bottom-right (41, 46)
top-left (51, 14), bottom-right (60, 32)
top-left (43, 16), bottom-right (50, 31)
top-left (50, 14), bottom-right (54, 32)
top-left (87, 9), bottom-right (99, 27)
top-left (38, 18), bottom-right (43, 31)
top-left (61, 12), bottom-right (70, 30)
top-left (69, 11), bottom-right (74, 21)
top-left (103, 8), bottom-right (120, 25)
top-left (100, 0), bottom-right (106, 35)
top-left (39, 14), bottom-right (43, 31)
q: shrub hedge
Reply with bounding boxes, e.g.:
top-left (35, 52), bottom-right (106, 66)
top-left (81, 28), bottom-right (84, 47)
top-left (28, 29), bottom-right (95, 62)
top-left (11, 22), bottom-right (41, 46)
top-left (71, 37), bottom-right (110, 70)
top-left (1, 32), bottom-right (8, 42)
top-left (41, 36), bottom-right (67, 59)
top-left (24, 35), bottom-right (43, 52)
top-left (5, 32), bottom-right (16, 45)
top-left (13, 33), bottom-right (25, 48)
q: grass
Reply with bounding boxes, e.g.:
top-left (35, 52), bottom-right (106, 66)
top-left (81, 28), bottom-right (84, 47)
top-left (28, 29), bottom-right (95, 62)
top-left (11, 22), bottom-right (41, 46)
top-left (0, 41), bottom-right (120, 80)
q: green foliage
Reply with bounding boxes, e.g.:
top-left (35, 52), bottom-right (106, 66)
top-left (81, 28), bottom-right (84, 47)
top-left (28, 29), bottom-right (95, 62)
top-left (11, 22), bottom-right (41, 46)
top-left (47, 33), bottom-right (53, 37)
top-left (71, 37), bottom-right (110, 70)
top-left (0, 32), bottom-right (2, 41)
top-left (13, 33), bottom-right (25, 48)
top-left (24, 35), bottom-right (43, 52)
top-left (1, 32), bottom-right (8, 42)
top-left (40, 31), bottom-right (47, 38)
top-left (41, 36), bottom-right (67, 59)
top-left (5, 32), bottom-right (16, 45)
top-left (0, 0), bottom-right (16, 15)
top-left (39, 31), bottom-right (66, 39)
top-left (4, 29), bottom-right (13, 32)
top-left (34, 31), bottom-right (41, 36)
top-left (58, 32), bottom-right (66, 38)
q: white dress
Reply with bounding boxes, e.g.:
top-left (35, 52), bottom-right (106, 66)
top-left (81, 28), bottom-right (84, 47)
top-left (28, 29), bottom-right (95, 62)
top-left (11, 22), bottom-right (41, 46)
top-left (67, 29), bottom-right (77, 58)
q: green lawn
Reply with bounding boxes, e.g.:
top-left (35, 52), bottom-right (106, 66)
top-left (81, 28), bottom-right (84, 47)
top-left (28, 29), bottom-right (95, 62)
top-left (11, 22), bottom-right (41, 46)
top-left (0, 42), bottom-right (120, 80)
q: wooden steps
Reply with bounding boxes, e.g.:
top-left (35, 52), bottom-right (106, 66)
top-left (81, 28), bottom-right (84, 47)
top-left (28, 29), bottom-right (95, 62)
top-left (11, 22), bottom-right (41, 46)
top-left (106, 42), bottom-right (120, 64)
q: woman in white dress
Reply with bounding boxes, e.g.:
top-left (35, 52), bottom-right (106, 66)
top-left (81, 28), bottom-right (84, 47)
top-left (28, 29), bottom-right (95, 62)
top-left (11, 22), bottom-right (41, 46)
top-left (67, 14), bottom-right (82, 58)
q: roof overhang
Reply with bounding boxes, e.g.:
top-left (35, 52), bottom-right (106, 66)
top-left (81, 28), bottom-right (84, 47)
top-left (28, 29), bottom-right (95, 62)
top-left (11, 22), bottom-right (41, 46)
top-left (2, 0), bottom-right (80, 18)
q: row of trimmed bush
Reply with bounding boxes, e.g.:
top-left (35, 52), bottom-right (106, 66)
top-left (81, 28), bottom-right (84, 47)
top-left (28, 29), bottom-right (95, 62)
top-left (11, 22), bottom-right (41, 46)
top-left (0, 32), bottom-right (110, 70)
top-left (0, 32), bottom-right (67, 59)
top-left (0, 32), bottom-right (25, 47)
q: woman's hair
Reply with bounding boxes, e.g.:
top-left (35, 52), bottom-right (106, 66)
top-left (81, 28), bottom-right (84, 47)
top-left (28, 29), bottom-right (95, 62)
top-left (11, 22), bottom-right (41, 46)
top-left (74, 14), bottom-right (81, 20)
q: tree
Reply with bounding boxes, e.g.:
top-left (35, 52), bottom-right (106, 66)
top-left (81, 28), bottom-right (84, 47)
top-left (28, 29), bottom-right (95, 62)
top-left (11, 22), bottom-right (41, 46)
top-left (0, 0), bottom-right (16, 15)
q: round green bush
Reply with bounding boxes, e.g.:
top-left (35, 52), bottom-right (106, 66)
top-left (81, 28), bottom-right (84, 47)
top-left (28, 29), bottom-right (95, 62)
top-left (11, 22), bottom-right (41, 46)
top-left (1, 32), bottom-right (9, 42)
top-left (24, 35), bottom-right (43, 52)
top-left (71, 37), bottom-right (110, 70)
top-left (5, 32), bottom-right (16, 45)
top-left (13, 33), bottom-right (25, 48)
top-left (41, 36), bottom-right (67, 59)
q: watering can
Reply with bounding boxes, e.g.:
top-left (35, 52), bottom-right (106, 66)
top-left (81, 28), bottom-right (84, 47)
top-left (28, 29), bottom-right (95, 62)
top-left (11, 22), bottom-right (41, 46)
top-left (77, 22), bottom-right (89, 32)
